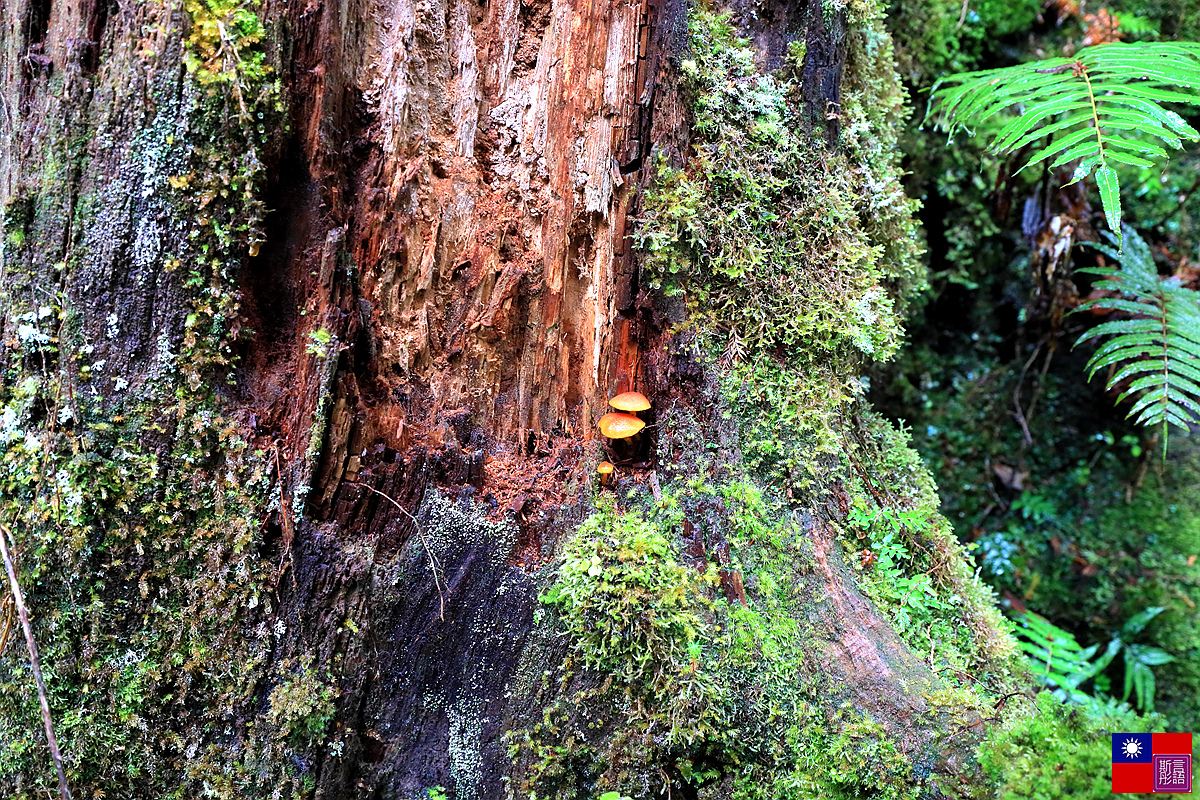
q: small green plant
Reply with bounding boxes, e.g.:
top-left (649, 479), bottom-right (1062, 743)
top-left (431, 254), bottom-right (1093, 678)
top-left (929, 42), bottom-right (1200, 237)
top-left (265, 655), bottom-right (338, 743)
top-left (1075, 226), bottom-right (1200, 452)
top-left (1014, 607), bottom-right (1174, 711)
top-left (1094, 607), bottom-right (1176, 712)
top-left (426, 787), bottom-right (448, 800)
top-left (849, 503), bottom-right (951, 633)
top-left (305, 327), bottom-right (334, 356)
top-left (1013, 611), bottom-right (1105, 703)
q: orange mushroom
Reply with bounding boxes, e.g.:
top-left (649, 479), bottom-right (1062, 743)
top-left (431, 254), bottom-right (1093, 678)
top-left (608, 391), bottom-right (651, 413)
top-left (597, 461), bottom-right (615, 486)
top-left (598, 412), bottom-right (645, 439)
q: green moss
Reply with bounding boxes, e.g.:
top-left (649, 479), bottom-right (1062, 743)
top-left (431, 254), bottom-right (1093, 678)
top-left (977, 693), bottom-right (1157, 800)
top-left (728, 707), bottom-right (919, 800)
top-left (638, 9), bottom-right (922, 365)
top-left (541, 497), bottom-right (720, 724)
top-left (184, 0), bottom-right (271, 93)
top-left (266, 654), bottom-right (339, 744)
top-left (0, 1), bottom-right (294, 796)
top-left (638, 2), bottom-right (930, 479)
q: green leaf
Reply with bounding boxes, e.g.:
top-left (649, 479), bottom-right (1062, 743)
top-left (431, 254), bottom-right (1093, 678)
top-left (929, 42), bottom-right (1200, 234)
top-left (1128, 644), bottom-right (1175, 667)
top-left (1095, 166), bottom-right (1121, 244)
top-left (1090, 638), bottom-right (1123, 674)
top-left (1073, 228), bottom-right (1200, 446)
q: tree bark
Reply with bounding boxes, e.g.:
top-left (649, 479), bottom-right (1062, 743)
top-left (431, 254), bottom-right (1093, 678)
top-left (0, 0), bottom-right (1008, 797)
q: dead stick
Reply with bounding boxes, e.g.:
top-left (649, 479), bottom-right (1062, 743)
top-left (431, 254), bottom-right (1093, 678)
top-left (0, 526), bottom-right (72, 800)
top-left (351, 483), bottom-right (446, 621)
top-left (0, 596), bottom-right (13, 655)
top-left (1012, 339), bottom-right (1046, 447)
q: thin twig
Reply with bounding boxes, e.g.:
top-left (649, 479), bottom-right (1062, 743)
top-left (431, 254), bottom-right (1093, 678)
top-left (1162, 173), bottom-right (1200, 224)
top-left (214, 20), bottom-right (250, 122)
top-left (0, 526), bottom-right (72, 800)
top-left (937, 664), bottom-right (985, 686)
top-left (270, 443), bottom-right (295, 587)
top-left (0, 595), bottom-right (13, 655)
top-left (1023, 345), bottom-right (1055, 428)
top-left (1012, 339), bottom-right (1046, 447)
top-left (352, 483), bottom-right (446, 621)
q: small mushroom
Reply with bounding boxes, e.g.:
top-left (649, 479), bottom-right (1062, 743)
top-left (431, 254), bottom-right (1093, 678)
top-left (608, 391), bottom-right (651, 413)
top-left (598, 412), bottom-right (645, 439)
top-left (597, 460), bottom-right (615, 486)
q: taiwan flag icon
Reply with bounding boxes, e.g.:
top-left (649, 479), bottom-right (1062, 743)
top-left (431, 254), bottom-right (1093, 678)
top-left (1112, 732), bottom-right (1193, 793)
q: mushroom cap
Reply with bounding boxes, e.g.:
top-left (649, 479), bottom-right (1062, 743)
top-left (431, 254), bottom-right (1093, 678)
top-left (598, 412), bottom-right (645, 439)
top-left (597, 461), bottom-right (615, 474)
top-left (609, 391), bottom-right (651, 412)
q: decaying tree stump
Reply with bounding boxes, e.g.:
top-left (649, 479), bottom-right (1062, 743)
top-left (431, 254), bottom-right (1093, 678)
top-left (0, 0), bottom-right (1011, 796)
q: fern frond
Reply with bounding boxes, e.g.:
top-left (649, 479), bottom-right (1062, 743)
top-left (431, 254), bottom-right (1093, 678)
top-left (930, 43), bottom-right (1200, 241)
top-left (1075, 226), bottom-right (1200, 453)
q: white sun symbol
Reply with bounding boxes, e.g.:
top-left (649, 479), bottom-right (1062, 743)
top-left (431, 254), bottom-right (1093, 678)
top-left (1122, 738), bottom-right (1143, 758)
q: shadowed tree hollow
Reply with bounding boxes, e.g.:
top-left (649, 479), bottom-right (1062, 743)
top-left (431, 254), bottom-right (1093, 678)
top-left (0, 0), bottom-right (1038, 797)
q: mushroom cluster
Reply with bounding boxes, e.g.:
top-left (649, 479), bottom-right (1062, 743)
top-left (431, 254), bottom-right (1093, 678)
top-left (595, 391), bottom-right (651, 483)
top-left (597, 391), bottom-right (650, 440)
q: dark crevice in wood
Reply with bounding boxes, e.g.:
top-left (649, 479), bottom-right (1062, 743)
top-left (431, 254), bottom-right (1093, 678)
top-left (801, 0), bottom-right (848, 146)
top-left (26, 0), bottom-right (52, 46)
top-left (80, 0), bottom-right (114, 74)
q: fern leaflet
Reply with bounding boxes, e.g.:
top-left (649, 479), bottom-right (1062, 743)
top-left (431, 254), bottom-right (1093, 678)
top-left (1075, 226), bottom-right (1200, 452)
top-left (929, 43), bottom-right (1200, 240)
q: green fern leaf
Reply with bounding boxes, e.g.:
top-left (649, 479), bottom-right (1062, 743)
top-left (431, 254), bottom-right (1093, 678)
top-left (1074, 227), bottom-right (1200, 452)
top-left (930, 43), bottom-right (1200, 240)
top-left (1095, 166), bottom-right (1121, 235)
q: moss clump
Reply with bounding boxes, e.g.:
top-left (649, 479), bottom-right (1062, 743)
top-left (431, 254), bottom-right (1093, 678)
top-left (728, 707), bottom-right (919, 800)
top-left (639, 9), bottom-right (923, 364)
top-left (266, 654), bottom-right (339, 744)
top-left (541, 498), bottom-right (721, 739)
top-left (184, 0), bottom-right (271, 101)
top-left (977, 692), bottom-right (1157, 800)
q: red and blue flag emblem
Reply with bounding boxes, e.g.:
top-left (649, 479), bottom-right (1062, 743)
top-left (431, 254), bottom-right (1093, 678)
top-left (1112, 733), bottom-right (1193, 793)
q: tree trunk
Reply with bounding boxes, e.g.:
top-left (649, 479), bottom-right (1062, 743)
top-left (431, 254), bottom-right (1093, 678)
top-left (0, 0), bottom-right (1012, 797)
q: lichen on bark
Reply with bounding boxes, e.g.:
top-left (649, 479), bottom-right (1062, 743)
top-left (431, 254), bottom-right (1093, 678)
top-left (0, 0), bottom-right (298, 794)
